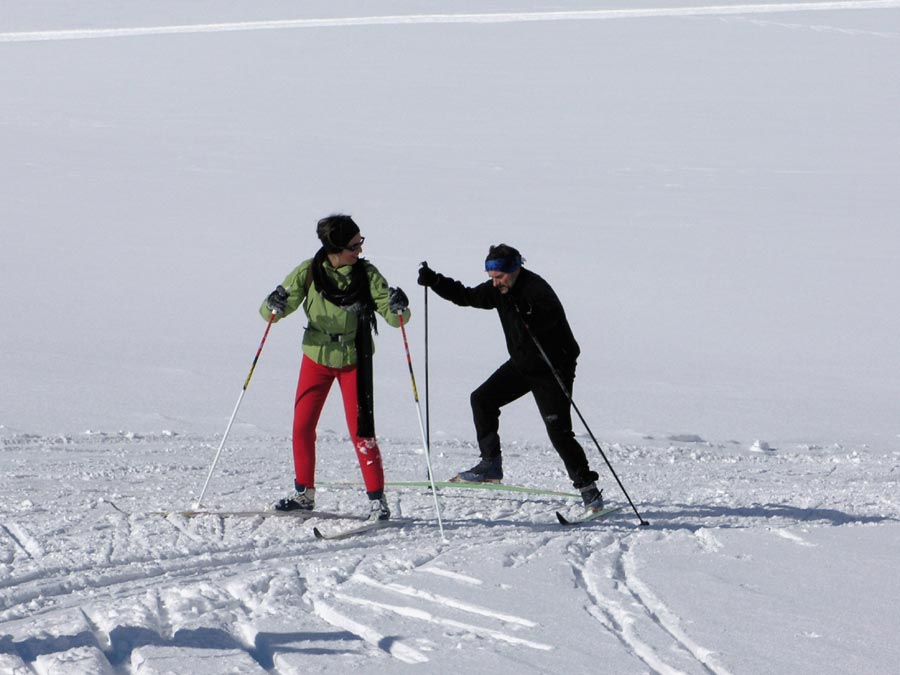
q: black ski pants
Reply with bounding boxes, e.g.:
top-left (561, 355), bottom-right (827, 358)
top-left (470, 360), bottom-right (599, 489)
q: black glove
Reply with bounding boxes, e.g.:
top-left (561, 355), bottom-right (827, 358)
top-left (388, 287), bottom-right (409, 313)
top-left (417, 263), bottom-right (438, 288)
top-left (266, 285), bottom-right (289, 313)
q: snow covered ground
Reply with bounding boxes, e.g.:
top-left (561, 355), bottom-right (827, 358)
top-left (1, 433), bottom-right (898, 673)
top-left (2, 1), bottom-right (900, 673)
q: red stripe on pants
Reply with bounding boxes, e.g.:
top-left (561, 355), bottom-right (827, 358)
top-left (292, 354), bottom-right (384, 493)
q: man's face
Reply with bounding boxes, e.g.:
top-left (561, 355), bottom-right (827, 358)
top-left (488, 269), bottom-right (519, 294)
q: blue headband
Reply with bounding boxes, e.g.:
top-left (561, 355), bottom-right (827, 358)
top-left (485, 256), bottom-right (522, 274)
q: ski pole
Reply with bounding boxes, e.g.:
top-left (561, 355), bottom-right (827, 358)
top-left (398, 311), bottom-right (447, 541)
top-left (195, 310), bottom-right (277, 508)
top-left (518, 313), bottom-right (649, 526)
top-left (421, 261), bottom-right (431, 480)
top-left (424, 272), bottom-right (430, 455)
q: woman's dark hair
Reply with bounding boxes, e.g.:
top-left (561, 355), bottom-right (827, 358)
top-left (316, 214), bottom-right (360, 253)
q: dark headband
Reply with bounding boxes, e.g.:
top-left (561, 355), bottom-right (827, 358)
top-left (485, 255), bottom-right (522, 274)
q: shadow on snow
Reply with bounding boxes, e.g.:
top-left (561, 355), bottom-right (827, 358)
top-left (1, 624), bottom-right (365, 669)
top-left (632, 502), bottom-right (898, 531)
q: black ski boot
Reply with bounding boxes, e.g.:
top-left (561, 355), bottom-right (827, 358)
top-left (579, 483), bottom-right (604, 512)
top-left (452, 455), bottom-right (503, 483)
top-left (274, 486), bottom-right (315, 512)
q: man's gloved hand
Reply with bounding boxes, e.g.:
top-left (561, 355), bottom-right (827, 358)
top-left (388, 287), bottom-right (409, 313)
top-left (266, 285), bottom-right (289, 313)
top-left (417, 263), bottom-right (438, 288)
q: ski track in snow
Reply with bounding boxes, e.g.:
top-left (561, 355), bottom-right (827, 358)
top-left (568, 536), bottom-right (732, 675)
top-left (2, 1), bottom-right (899, 43)
top-left (620, 544), bottom-right (734, 675)
top-left (351, 573), bottom-right (538, 627)
top-left (769, 527), bottom-right (817, 546)
top-left (415, 565), bottom-right (483, 586)
top-left (0, 523), bottom-right (44, 561)
top-left (311, 599), bottom-right (430, 664)
top-left (1, 432), bottom-right (897, 671)
top-left (332, 592), bottom-right (554, 651)
top-left (568, 539), bottom-right (680, 675)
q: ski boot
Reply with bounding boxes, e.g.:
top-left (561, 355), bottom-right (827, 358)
top-left (368, 494), bottom-right (391, 522)
top-left (579, 482), bottom-right (604, 512)
top-left (274, 486), bottom-right (315, 512)
top-left (451, 455), bottom-right (503, 483)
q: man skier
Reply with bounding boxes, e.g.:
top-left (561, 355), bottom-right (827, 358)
top-left (417, 244), bottom-right (604, 512)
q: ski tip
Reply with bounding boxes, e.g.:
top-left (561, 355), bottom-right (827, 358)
top-left (313, 527), bottom-right (325, 539)
top-left (103, 500), bottom-right (128, 514)
top-left (556, 506), bottom-right (622, 526)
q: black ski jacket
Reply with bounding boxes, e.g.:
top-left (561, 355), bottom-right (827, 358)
top-left (429, 268), bottom-right (580, 377)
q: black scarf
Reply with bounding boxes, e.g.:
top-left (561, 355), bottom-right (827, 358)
top-left (310, 247), bottom-right (377, 437)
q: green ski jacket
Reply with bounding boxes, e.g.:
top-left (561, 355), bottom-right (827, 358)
top-left (260, 257), bottom-right (410, 368)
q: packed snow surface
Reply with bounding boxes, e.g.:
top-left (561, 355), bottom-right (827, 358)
top-left (1, 433), bottom-right (898, 673)
top-left (2, 1), bottom-right (899, 673)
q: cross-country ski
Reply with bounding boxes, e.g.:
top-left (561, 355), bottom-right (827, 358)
top-left (556, 505), bottom-right (623, 526)
top-left (323, 480), bottom-right (580, 498)
top-left (312, 518), bottom-right (409, 541)
top-left (148, 508), bottom-right (354, 521)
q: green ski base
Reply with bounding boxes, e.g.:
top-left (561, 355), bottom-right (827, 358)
top-left (320, 480), bottom-right (579, 499)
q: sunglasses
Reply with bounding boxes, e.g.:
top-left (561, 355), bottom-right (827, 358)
top-left (345, 236), bottom-right (365, 252)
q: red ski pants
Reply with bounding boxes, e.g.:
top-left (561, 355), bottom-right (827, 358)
top-left (292, 355), bottom-right (384, 494)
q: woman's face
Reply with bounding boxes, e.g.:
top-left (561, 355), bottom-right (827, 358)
top-left (330, 233), bottom-right (364, 267)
